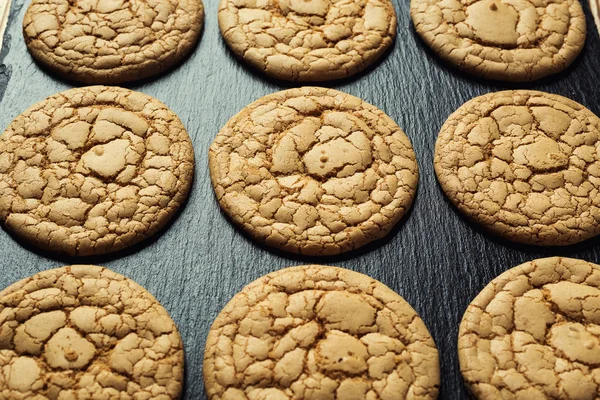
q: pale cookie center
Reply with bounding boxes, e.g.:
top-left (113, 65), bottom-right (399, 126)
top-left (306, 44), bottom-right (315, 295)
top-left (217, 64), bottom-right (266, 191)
top-left (36, 107), bottom-right (151, 227)
top-left (44, 327), bottom-right (96, 369)
top-left (280, 0), bottom-right (331, 16)
top-left (513, 136), bottom-right (569, 171)
top-left (79, 139), bottom-right (131, 178)
top-left (316, 291), bottom-right (377, 332)
top-left (53, 107), bottom-right (148, 181)
top-left (303, 131), bottom-right (372, 179)
top-left (76, 0), bottom-right (126, 14)
top-left (270, 122), bottom-right (373, 179)
top-left (466, 0), bottom-right (519, 47)
top-left (316, 330), bottom-right (369, 375)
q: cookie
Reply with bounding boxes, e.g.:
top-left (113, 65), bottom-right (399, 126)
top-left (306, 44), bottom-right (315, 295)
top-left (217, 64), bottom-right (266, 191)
top-left (410, 0), bottom-right (586, 81)
top-left (209, 87), bottom-right (418, 256)
top-left (0, 0), bottom-right (10, 51)
top-left (204, 265), bottom-right (440, 399)
top-left (459, 257), bottom-right (600, 399)
top-left (23, 0), bottom-right (204, 84)
top-left (434, 90), bottom-right (600, 246)
top-left (0, 264), bottom-right (184, 398)
top-left (0, 86), bottom-right (194, 256)
top-left (218, 0), bottom-right (396, 82)
top-left (592, 0), bottom-right (600, 36)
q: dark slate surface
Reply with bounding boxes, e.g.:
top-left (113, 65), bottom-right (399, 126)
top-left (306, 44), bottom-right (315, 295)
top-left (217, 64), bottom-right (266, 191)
top-left (1, 0), bottom-right (599, 398)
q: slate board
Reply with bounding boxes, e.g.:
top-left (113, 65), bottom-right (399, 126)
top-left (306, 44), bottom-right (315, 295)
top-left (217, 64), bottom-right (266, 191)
top-left (1, 0), bottom-right (599, 398)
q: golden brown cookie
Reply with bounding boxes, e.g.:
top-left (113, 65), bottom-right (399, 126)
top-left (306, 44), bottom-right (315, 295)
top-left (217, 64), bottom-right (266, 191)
top-left (204, 265), bottom-right (440, 399)
top-left (23, 0), bottom-right (204, 84)
top-left (0, 264), bottom-right (184, 398)
top-left (0, 86), bottom-right (194, 256)
top-left (209, 87), bottom-right (418, 256)
top-left (218, 0), bottom-right (397, 82)
top-left (459, 257), bottom-right (600, 399)
top-left (434, 90), bottom-right (600, 246)
top-left (410, 0), bottom-right (586, 81)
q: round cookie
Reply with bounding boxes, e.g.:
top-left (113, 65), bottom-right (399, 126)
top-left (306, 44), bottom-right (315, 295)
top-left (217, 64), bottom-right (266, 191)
top-left (204, 265), bottom-right (440, 399)
top-left (410, 0), bottom-right (586, 81)
top-left (218, 0), bottom-right (397, 82)
top-left (459, 257), bottom-right (600, 399)
top-left (0, 86), bottom-right (194, 256)
top-left (23, 0), bottom-right (204, 84)
top-left (0, 264), bottom-right (184, 398)
top-left (209, 87), bottom-right (418, 256)
top-left (434, 90), bottom-right (600, 246)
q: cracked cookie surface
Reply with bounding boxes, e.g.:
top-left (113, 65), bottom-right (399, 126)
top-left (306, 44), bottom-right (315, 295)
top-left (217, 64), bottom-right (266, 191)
top-left (459, 257), bottom-right (600, 399)
top-left (23, 0), bottom-right (204, 84)
top-left (434, 90), bottom-right (600, 246)
top-left (0, 264), bottom-right (184, 399)
top-left (203, 265), bottom-right (440, 400)
top-left (209, 87), bottom-right (418, 256)
top-left (0, 86), bottom-right (194, 256)
top-left (218, 0), bottom-right (397, 82)
top-left (410, 0), bottom-right (586, 81)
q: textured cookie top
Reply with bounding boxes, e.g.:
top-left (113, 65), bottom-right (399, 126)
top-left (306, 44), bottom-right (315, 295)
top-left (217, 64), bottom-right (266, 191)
top-left (218, 0), bottom-right (397, 81)
top-left (434, 90), bottom-right (600, 246)
top-left (459, 257), bottom-right (600, 399)
top-left (23, 0), bottom-right (204, 84)
top-left (410, 0), bottom-right (586, 81)
top-left (0, 86), bottom-right (194, 256)
top-left (209, 87), bottom-right (418, 256)
top-left (0, 265), bottom-right (183, 398)
top-left (204, 265), bottom-right (440, 399)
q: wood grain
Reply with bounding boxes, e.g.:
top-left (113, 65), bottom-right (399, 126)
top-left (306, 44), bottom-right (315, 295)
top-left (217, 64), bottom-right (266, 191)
top-left (0, 0), bottom-right (599, 399)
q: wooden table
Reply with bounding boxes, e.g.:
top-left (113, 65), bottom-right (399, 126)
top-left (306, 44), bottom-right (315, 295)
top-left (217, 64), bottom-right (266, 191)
top-left (1, 0), bottom-right (599, 398)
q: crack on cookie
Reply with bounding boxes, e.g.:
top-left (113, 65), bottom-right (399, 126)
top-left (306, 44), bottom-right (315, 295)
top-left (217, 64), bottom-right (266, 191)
top-left (434, 90), bottom-right (600, 246)
top-left (204, 265), bottom-right (440, 400)
top-left (0, 86), bottom-right (194, 256)
top-left (459, 257), bottom-right (600, 399)
top-left (411, 0), bottom-right (586, 81)
top-left (0, 265), bottom-right (183, 398)
top-left (218, 0), bottom-right (397, 81)
top-left (23, 0), bottom-right (204, 84)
